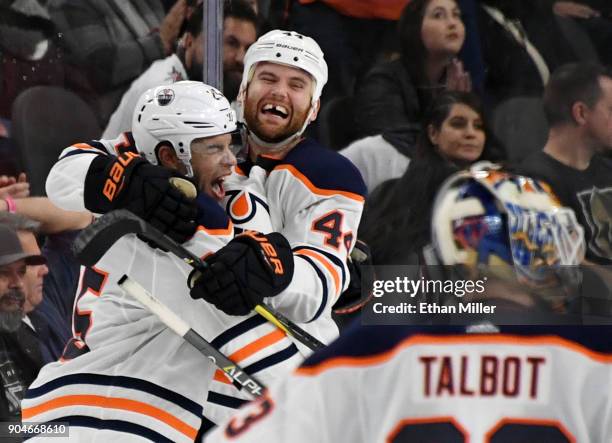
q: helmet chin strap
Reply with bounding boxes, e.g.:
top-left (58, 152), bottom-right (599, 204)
top-left (246, 104), bottom-right (316, 151)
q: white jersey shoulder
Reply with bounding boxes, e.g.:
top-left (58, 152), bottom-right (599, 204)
top-left (45, 133), bottom-right (135, 212)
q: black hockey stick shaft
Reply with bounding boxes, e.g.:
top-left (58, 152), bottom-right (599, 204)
top-left (118, 275), bottom-right (265, 398)
top-left (74, 210), bottom-right (325, 351)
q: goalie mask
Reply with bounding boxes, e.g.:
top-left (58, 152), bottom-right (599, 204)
top-left (236, 30), bottom-right (328, 149)
top-left (430, 163), bottom-right (585, 288)
top-left (132, 81), bottom-right (237, 177)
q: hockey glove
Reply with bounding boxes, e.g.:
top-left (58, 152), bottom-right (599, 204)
top-left (189, 231), bottom-right (294, 316)
top-left (84, 152), bottom-right (198, 243)
top-left (333, 239), bottom-right (375, 314)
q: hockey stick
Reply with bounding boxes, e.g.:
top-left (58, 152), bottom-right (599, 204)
top-left (73, 210), bottom-right (325, 351)
top-left (118, 275), bottom-right (264, 398)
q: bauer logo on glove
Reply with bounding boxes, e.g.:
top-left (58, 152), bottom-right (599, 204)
top-left (240, 230), bottom-right (286, 276)
top-left (189, 231), bottom-right (294, 316)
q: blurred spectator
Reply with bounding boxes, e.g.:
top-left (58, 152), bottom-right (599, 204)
top-left (340, 129), bottom-right (414, 192)
top-left (0, 195), bottom-right (91, 328)
top-left (477, 0), bottom-right (577, 106)
top-left (102, 0), bottom-right (257, 138)
top-left (0, 170), bottom-right (91, 329)
top-left (0, 213), bottom-right (70, 364)
top-left (0, 225), bottom-right (46, 421)
top-left (222, 0), bottom-right (258, 101)
top-left (0, 174), bottom-right (29, 200)
top-left (553, 1), bottom-right (612, 66)
top-left (289, 0), bottom-right (404, 103)
top-left (0, 0), bottom-right (65, 182)
top-left (353, 0), bottom-right (471, 141)
top-left (0, 0), bottom-right (64, 120)
top-left (518, 62), bottom-right (612, 265)
top-left (359, 91), bottom-right (504, 265)
top-left (49, 0), bottom-right (188, 125)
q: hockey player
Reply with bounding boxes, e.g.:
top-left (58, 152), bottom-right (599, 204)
top-left (23, 82), bottom-right (300, 441)
top-left (203, 167), bottom-right (612, 443)
top-left (189, 30), bottom-right (367, 348)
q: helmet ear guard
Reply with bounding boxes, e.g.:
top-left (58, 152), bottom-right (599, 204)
top-left (132, 81), bottom-right (237, 176)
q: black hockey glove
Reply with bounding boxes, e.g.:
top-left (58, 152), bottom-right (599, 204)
top-left (189, 231), bottom-right (294, 316)
top-left (84, 152), bottom-right (198, 243)
top-left (333, 239), bottom-right (375, 314)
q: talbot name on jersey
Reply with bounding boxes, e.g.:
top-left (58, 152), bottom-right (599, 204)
top-left (418, 354), bottom-right (546, 399)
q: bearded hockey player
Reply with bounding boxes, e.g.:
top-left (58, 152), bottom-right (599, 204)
top-left (188, 30), bottom-right (367, 350)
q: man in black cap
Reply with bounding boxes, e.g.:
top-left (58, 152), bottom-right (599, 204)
top-left (0, 224), bottom-right (46, 421)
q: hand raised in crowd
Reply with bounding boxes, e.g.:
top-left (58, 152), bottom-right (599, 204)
top-left (159, 0), bottom-right (188, 55)
top-left (553, 1), bottom-right (600, 19)
top-left (446, 59), bottom-right (472, 93)
top-left (0, 173), bottom-right (30, 199)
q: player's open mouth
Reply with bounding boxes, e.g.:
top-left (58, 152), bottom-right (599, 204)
top-left (261, 103), bottom-right (289, 119)
top-left (211, 176), bottom-right (227, 201)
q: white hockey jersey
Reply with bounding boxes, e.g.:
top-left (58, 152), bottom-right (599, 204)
top-left (223, 138), bottom-right (367, 349)
top-left (205, 324), bottom-right (612, 443)
top-left (25, 134), bottom-right (304, 442)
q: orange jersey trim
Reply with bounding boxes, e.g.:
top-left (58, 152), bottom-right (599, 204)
top-left (196, 221), bottom-right (234, 237)
top-left (72, 143), bottom-right (98, 150)
top-left (22, 394), bottom-right (198, 439)
top-left (274, 164), bottom-right (365, 203)
top-left (213, 329), bottom-right (287, 384)
top-left (296, 334), bottom-right (612, 377)
top-left (294, 248), bottom-right (341, 298)
top-left (234, 165), bottom-right (247, 176)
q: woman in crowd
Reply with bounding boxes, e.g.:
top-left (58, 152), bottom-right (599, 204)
top-left (353, 0), bottom-right (471, 141)
top-left (359, 91), bottom-right (505, 265)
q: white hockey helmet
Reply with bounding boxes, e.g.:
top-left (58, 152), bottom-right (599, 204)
top-left (431, 162), bottom-right (585, 286)
top-left (237, 30), bottom-right (328, 148)
top-left (132, 81), bottom-right (237, 177)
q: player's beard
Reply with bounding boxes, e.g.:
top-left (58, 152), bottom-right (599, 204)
top-left (0, 289), bottom-right (24, 332)
top-left (244, 99), bottom-right (310, 145)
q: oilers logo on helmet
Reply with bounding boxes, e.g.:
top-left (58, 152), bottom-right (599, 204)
top-left (156, 88), bottom-right (175, 106)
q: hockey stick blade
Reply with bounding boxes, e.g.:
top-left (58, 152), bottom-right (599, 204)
top-left (118, 275), bottom-right (265, 398)
top-left (76, 210), bottom-right (325, 351)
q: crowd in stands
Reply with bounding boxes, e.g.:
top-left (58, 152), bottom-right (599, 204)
top-left (0, 0), bottom-right (611, 426)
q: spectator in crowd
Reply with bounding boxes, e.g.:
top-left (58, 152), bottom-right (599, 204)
top-left (103, 0), bottom-right (257, 138)
top-left (359, 91), bottom-right (504, 266)
top-left (49, 0), bottom-right (188, 125)
top-left (0, 0), bottom-right (64, 121)
top-left (223, 0), bottom-right (259, 101)
top-left (519, 62), bottom-right (612, 265)
top-left (353, 0), bottom-right (471, 141)
top-left (0, 225), bottom-right (46, 421)
top-left (340, 128), bottom-right (414, 193)
top-left (0, 213), bottom-right (70, 364)
top-left (477, 0), bottom-right (577, 106)
top-left (553, 1), bottom-right (612, 66)
top-left (0, 174), bottom-right (29, 200)
top-left (289, 0), bottom-right (409, 103)
top-left (0, 174), bottom-right (92, 328)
